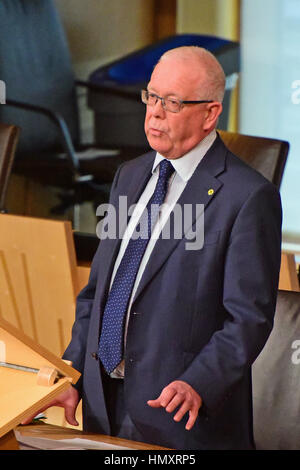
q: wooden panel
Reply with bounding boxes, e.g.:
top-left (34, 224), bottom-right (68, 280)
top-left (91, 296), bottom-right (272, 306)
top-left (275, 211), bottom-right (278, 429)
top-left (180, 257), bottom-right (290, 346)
top-left (0, 316), bottom-right (80, 438)
top-left (0, 368), bottom-right (71, 438)
top-left (153, 0), bottom-right (176, 40)
top-left (279, 252), bottom-right (300, 292)
top-left (0, 214), bottom-right (84, 430)
top-left (0, 316), bottom-right (80, 382)
top-left (0, 214), bottom-right (79, 357)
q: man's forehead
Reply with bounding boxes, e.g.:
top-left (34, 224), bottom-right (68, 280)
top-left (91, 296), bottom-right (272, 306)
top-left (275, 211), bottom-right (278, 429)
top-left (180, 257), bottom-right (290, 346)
top-left (148, 58), bottom-right (205, 96)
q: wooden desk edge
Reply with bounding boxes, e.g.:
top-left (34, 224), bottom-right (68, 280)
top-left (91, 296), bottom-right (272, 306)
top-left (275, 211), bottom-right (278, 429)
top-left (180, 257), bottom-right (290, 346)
top-left (16, 423), bottom-right (170, 450)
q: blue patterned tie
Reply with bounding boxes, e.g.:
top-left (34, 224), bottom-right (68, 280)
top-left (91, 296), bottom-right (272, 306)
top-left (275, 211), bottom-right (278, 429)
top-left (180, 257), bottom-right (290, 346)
top-left (98, 159), bottom-right (174, 374)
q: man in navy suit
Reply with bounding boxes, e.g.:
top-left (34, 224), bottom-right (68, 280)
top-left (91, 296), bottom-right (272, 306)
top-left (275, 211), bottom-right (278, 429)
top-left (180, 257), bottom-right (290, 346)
top-left (24, 46), bottom-right (282, 449)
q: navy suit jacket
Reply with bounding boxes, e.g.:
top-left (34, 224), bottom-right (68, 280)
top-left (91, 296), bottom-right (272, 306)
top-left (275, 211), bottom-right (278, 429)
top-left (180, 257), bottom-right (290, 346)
top-left (64, 135), bottom-right (282, 449)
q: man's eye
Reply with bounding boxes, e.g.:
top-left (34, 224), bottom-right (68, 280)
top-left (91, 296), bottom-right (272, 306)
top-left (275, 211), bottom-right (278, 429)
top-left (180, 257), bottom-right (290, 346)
top-left (149, 93), bottom-right (157, 99)
top-left (168, 99), bottom-right (179, 105)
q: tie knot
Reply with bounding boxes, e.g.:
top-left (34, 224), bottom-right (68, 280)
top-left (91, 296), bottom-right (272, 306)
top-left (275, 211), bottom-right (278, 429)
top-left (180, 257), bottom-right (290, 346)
top-left (159, 159), bottom-right (174, 182)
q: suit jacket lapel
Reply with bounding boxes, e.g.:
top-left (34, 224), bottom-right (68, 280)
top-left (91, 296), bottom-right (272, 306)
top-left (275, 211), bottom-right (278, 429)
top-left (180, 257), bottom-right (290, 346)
top-left (132, 136), bottom-right (227, 305)
top-left (96, 152), bottom-right (155, 313)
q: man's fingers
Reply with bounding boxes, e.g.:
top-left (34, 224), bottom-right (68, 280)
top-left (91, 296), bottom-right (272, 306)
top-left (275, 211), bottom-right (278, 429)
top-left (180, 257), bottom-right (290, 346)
top-left (21, 413), bottom-right (39, 425)
top-left (22, 403), bottom-right (78, 427)
top-left (21, 387), bottom-right (80, 426)
top-left (165, 393), bottom-right (184, 413)
top-left (21, 398), bottom-right (59, 424)
top-left (64, 405), bottom-right (79, 426)
top-left (148, 381), bottom-right (202, 431)
top-left (167, 395), bottom-right (199, 430)
top-left (185, 408), bottom-right (199, 431)
top-left (147, 399), bottom-right (161, 408)
top-left (148, 386), bottom-right (177, 408)
top-left (173, 400), bottom-right (190, 422)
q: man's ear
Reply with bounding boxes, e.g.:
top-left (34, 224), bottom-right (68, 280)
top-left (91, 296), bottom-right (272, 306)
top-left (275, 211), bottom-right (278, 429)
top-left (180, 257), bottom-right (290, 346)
top-left (203, 102), bottom-right (223, 130)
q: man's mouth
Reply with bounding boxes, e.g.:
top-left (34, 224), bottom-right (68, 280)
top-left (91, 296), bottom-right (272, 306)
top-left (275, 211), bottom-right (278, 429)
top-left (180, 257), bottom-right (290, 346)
top-left (149, 127), bottom-right (165, 136)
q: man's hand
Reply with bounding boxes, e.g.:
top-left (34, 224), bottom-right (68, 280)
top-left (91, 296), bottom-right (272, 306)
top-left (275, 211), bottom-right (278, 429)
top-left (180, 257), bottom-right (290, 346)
top-left (147, 380), bottom-right (202, 430)
top-left (21, 386), bottom-right (80, 426)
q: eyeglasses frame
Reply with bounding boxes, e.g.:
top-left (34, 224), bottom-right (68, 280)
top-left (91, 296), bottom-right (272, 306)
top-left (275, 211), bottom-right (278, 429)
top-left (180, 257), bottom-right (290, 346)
top-left (141, 89), bottom-right (214, 113)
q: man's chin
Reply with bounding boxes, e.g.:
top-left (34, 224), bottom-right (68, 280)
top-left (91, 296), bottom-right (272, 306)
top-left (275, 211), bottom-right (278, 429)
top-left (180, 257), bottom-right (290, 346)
top-left (146, 135), bottom-right (170, 156)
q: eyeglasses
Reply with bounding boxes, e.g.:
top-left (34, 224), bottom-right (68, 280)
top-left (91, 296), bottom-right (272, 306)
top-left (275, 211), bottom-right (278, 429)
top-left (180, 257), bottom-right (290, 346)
top-left (141, 89), bottom-right (214, 113)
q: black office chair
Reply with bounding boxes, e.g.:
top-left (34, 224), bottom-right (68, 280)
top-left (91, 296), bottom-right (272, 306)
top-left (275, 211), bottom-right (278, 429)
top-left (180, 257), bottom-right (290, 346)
top-left (0, 0), bottom-right (140, 215)
top-left (0, 122), bottom-right (20, 213)
top-left (253, 289), bottom-right (300, 449)
top-left (218, 130), bottom-right (289, 189)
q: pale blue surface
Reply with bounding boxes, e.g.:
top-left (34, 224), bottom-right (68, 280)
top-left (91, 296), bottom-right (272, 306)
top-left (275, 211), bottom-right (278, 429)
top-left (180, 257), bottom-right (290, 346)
top-left (240, 0), bottom-right (300, 249)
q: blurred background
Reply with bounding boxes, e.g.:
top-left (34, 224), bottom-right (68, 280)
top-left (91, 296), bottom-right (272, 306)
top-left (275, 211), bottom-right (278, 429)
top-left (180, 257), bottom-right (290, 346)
top-left (1, 0), bottom-right (300, 438)
top-left (1, 0), bottom-right (299, 256)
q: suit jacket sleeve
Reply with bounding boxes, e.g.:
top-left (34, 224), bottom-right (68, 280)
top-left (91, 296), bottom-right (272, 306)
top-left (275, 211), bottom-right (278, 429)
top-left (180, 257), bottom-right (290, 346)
top-left (178, 181), bottom-right (282, 414)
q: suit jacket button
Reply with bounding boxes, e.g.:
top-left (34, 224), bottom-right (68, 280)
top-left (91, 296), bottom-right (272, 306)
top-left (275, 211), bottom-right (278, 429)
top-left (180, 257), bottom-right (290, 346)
top-left (91, 352), bottom-right (98, 360)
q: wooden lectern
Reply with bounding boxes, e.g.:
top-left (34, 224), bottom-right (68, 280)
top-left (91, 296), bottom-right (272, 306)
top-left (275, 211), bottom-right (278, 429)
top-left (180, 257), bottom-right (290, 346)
top-left (0, 316), bottom-right (80, 450)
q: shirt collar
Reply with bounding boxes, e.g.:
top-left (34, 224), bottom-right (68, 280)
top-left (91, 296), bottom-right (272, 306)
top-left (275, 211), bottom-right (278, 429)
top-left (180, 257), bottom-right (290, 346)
top-left (152, 130), bottom-right (217, 182)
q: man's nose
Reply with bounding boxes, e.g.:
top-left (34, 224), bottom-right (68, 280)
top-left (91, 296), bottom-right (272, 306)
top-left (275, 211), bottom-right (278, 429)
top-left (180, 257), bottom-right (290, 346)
top-left (152, 97), bottom-right (165, 117)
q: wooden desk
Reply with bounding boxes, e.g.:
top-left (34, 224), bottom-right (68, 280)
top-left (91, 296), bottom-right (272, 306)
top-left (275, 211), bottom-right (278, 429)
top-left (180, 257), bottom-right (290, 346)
top-left (14, 423), bottom-right (169, 450)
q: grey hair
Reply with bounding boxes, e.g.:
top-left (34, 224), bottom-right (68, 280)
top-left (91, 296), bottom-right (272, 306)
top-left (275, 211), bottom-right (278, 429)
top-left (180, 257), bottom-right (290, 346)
top-left (158, 46), bottom-right (226, 102)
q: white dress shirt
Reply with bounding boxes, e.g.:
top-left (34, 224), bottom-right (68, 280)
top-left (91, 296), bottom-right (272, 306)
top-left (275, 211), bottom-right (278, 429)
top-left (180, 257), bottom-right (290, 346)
top-left (109, 130), bottom-right (217, 378)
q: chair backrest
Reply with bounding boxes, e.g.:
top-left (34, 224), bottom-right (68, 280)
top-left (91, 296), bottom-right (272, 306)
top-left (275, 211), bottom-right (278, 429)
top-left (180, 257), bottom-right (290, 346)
top-left (252, 289), bottom-right (300, 449)
top-left (0, 0), bottom-right (79, 155)
top-left (218, 130), bottom-right (289, 188)
top-left (0, 122), bottom-right (20, 211)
